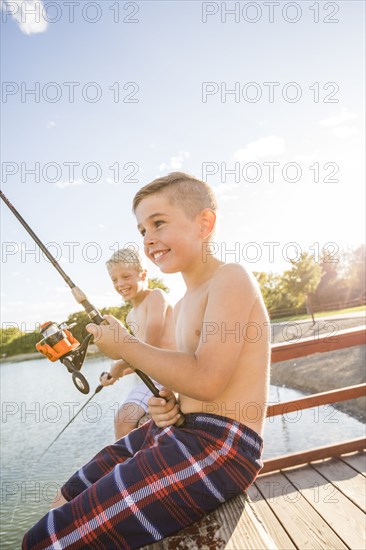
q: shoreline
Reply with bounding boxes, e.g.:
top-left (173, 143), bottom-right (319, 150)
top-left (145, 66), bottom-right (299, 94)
top-left (271, 343), bottom-right (365, 422)
top-left (0, 345), bottom-right (103, 365)
top-left (270, 316), bottom-right (366, 421)
top-left (0, 352), bottom-right (44, 364)
top-left (2, 316), bottom-right (364, 363)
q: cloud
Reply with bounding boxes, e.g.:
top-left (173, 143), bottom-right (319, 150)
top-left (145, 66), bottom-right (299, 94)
top-left (333, 126), bottom-right (359, 139)
top-left (106, 177), bottom-right (118, 185)
top-left (2, 0), bottom-right (48, 34)
top-left (293, 154), bottom-right (317, 163)
top-left (55, 178), bottom-right (83, 190)
top-left (319, 109), bottom-right (359, 138)
top-left (211, 183), bottom-right (240, 203)
top-left (219, 194), bottom-right (239, 201)
top-left (55, 286), bottom-right (69, 294)
top-left (234, 136), bottom-right (285, 162)
top-left (319, 109), bottom-right (358, 127)
top-left (46, 120), bottom-right (55, 129)
top-left (212, 183), bottom-right (239, 196)
top-left (159, 151), bottom-right (190, 171)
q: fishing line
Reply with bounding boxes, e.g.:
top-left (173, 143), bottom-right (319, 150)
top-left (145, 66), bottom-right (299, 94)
top-left (40, 384), bottom-right (104, 458)
top-left (9, 380), bottom-right (105, 526)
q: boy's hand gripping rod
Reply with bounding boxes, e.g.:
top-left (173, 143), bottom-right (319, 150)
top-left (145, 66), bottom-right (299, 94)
top-left (0, 190), bottom-right (160, 397)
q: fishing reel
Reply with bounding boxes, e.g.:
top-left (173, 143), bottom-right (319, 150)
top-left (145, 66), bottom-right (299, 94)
top-left (36, 321), bottom-right (93, 394)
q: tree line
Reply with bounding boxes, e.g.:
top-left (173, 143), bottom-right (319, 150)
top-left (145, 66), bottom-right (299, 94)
top-left (254, 244), bottom-right (365, 318)
top-left (1, 246), bottom-right (365, 357)
top-left (0, 278), bottom-right (168, 358)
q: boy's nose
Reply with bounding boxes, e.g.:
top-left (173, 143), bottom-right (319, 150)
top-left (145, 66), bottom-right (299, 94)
top-left (143, 231), bottom-right (155, 246)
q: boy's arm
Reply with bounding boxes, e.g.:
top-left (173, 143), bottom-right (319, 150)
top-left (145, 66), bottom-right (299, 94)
top-left (100, 359), bottom-right (133, 386)
top-left (110, 359), bottom-right (133, 378)
top-left (88, 265), bottom-right (264, 401)
top-left (144, 290), bottom-right (169, 347)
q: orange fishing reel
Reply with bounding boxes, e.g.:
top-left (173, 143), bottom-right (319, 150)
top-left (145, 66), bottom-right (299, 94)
top-left (36, 322), bottom-right (92, 394)
top-left (37, 322), bottom-right (79, 361)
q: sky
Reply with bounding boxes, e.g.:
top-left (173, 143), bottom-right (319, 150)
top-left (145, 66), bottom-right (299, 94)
top-left (0, 0), bottom-right (365, 329)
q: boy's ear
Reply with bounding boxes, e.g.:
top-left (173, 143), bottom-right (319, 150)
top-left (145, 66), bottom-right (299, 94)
top-left (199, 209), bottom-right (216, 240)
top-left (140, 269), bottom-right (148, 281)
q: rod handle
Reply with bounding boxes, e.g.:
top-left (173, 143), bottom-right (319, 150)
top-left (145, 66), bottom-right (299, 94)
top-left (91, 315), bottom-right (186, 426)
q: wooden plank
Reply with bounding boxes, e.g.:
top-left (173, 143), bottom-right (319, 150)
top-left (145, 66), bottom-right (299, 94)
top-left (247, 484), bottom-right (297, 549)
top-left (262, 437), bottom-right (366, 474)
top-left (340, 451), bottom-right (366, 476)
top-left (267, 384), bottom-right (366, 418)
top-left (271, 325), bottom-right (366, 363)
top-left (144, 493), bottom-right (278, 550)
top-left (255, 472), bottom-right (347, 549)
top-left (284, 464), bottom-right (366, 549)
top-left (221, 495), bottom-right (278, 550)
top-left (311, 457), bottom-right (366, 511)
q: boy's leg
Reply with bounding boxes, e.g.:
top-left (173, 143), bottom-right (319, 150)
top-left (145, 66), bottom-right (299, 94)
top-left (23, 414), bottom-right (263, 550)
top-left (61, 418), bottom-right (152, 501)
top-left (114, 402), bottom-right (146, 439)
top-left (51, 492), bottom-right (68, 510)
top-left (113, 381), bottom-right (162, 439)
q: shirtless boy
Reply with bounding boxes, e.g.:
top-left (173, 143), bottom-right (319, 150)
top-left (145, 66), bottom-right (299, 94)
top-left (23, 172), bottom-right (270, 550)
top-left (101, 247), bottom-right (176, 438)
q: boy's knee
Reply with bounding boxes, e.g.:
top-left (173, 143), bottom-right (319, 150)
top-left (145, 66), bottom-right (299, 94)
top-left (137, 413), bottom-right (151, 427)
top-left (51, 492), bottom-right (68, 509)
top-left (114, 403), bottom-right (146, 438)
top-left (115, 402), bottom-right (145, 425)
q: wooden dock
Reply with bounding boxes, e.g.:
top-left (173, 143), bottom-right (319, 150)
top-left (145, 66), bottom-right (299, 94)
top-left (146, 450), bottom-right (365, 549)
top-left (249, 450), bottom-right (365, 550)
top-left (145, 326), bottom-right (366, 550)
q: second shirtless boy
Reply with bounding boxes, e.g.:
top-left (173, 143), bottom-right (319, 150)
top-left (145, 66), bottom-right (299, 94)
top-left (101, 247), bottom-right (176, 438)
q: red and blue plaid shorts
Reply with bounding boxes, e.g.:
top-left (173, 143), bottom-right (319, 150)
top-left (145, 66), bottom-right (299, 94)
top-left (23, 413), bottom-right (263, 549)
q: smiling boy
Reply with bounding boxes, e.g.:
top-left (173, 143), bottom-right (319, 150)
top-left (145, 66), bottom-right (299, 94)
top-left (23, 172), bottom-right (270, 550)
top-left (100, 247), bottom-right (176, 438)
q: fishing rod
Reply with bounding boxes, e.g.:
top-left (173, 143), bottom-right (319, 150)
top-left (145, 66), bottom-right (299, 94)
top-left (0, 190), bottom-right (160, 397)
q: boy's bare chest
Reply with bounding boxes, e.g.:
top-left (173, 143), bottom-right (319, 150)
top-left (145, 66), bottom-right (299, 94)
top-left (127, 305), bottom-right (147, 339)
top-left (175, 290), bottom-right (208, 352)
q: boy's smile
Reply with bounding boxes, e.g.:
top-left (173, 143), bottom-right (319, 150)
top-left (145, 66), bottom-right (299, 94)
top-left (151, 249), bottom-right (170, 264)
top-left (108, 264), bottom-right (147, 303)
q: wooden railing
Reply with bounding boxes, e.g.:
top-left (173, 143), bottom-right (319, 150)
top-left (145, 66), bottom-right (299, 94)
top-left (262, 325), bottom-right (366, 474)
top-left (267, 384), bottom-right (365, 417)
top-left (263, 383), bottom-right (366, 474)
top-left (271, 325), bottom-right (365, 363)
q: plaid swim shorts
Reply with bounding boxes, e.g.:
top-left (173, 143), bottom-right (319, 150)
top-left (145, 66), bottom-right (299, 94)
top-left (22, 413), bottom-right (263, 550)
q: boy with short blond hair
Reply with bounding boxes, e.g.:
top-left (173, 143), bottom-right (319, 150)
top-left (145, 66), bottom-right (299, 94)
top-left (23, 172), bottom-right (270, 550)
top-left (101, 247), bottom-right (176, 438)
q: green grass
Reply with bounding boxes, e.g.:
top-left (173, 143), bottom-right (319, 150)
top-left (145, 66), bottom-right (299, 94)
top-left (271, 305), bottom-right (365, 323)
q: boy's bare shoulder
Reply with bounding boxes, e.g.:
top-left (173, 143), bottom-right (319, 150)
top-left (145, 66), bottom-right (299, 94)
top-left (146, 288), bottom-right (170, 307)
top-left (210, 262), bottom-right (259, 294)
top-left (203, 263), bottom-right (266, 327)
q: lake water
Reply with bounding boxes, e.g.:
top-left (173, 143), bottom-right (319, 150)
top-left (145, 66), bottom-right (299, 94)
top-left (1, 356), bottom-right (364, 548)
